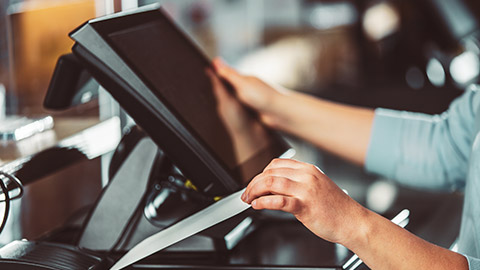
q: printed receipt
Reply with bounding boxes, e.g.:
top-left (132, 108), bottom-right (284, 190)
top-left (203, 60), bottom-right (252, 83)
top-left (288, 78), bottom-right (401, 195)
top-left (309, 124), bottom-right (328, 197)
top-left (110, 188), bottom-right (251, 270)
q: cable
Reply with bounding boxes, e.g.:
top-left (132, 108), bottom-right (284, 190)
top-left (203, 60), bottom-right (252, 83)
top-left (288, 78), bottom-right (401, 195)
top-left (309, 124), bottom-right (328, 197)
top-left (0, 173), bottom-right (11, 235)
top-left (0, 172), bottom-right (24, 202)
top-left (0, 172), bottom-right (24, 235)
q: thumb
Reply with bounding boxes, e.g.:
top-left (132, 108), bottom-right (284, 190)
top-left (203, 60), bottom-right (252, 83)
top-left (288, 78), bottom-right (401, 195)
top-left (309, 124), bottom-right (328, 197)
top-left (212, 57), bottom-right (244, 86)
top-left (206, 68), bottom-right (231, 102)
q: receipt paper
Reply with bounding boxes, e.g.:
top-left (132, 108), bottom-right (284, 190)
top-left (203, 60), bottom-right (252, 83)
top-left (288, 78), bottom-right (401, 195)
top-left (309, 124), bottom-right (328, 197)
top-left (109, 188), bottom-right (251, 270)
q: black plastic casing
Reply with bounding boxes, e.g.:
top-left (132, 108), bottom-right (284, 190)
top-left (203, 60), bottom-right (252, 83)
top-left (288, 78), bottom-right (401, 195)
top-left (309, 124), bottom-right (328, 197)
top-left (69, 6), bottom-right (290, 196)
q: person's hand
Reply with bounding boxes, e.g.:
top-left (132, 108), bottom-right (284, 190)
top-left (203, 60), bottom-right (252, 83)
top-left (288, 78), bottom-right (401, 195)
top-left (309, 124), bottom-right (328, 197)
top-left (206, 68), bottom-right (269, 171)
top-left (241, 158), bottom-right (367, 245)
top-left (206, 69), bottom-right (254, 135)
top-left (212, 58), bottom-right (285, 118)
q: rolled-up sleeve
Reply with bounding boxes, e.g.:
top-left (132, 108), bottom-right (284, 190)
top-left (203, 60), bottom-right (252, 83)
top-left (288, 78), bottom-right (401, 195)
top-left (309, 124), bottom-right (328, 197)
top-left (365, 87), bottom-right (480, 191)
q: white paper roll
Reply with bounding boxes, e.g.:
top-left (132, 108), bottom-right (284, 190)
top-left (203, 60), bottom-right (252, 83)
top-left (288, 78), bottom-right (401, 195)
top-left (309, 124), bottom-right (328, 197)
top-left (110, 188), bottom-right (250, 270)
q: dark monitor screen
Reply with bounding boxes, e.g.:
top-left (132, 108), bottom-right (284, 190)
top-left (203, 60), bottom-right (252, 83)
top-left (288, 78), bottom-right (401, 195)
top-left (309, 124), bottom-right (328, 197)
top-left (102, 12), bottom-right (288, 186)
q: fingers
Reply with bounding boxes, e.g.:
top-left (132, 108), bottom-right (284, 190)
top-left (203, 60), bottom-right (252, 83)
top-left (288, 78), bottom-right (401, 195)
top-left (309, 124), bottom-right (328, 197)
top-left (264, 158), bottom-right (306, 171)
top-left (206, 68), bottom-right (232, 102)
top-left (212, 57), bottom-right (244, 86)
top-left (205, 68), bottom-right (221, 90)
top-left (250, 195), bottom-right (301, 213)
top-left (211, 57), bottom-right (226, 71)
top-left (212, 57), bottom-right (276, 114)
top-left (244, 158), bottom-right (313, 200)
top-left (266, 158), bottom-right (324, 175)
top-left (241, 159), bottom-right (326, 212)
top-left (243, 174), bottom-right (302, 204)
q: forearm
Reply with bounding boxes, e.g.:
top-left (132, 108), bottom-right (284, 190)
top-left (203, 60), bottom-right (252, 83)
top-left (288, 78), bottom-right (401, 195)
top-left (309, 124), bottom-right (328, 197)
top-left (265, 90), bottom-right (374, 166)
top-left (344, 209), bottom-right (468, 270)
top-left (213, 59), bottom-right (375, 165)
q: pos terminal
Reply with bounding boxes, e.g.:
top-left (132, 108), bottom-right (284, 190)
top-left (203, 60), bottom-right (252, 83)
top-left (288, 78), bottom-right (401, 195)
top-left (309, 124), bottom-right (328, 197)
top-left (0, 4), bottom-right (341, 270)
top-left (67, 4), bottom-right (290, 196)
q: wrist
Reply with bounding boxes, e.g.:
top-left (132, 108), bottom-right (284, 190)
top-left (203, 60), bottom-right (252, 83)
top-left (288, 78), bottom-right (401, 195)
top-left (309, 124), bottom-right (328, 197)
top-left (259, 88), bottom-right (295, 130)
top-left (338, 204), bottom-right (376, 251)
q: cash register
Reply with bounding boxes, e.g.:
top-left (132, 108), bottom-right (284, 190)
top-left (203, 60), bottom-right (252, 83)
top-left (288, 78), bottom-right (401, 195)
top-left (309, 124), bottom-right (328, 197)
top-left (0, 4), bottom-right (342, 270)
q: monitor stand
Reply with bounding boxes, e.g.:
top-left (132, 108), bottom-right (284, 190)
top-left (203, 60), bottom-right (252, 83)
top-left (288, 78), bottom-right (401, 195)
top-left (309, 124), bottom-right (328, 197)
top-left (77, 127), bottom-right (256, 253)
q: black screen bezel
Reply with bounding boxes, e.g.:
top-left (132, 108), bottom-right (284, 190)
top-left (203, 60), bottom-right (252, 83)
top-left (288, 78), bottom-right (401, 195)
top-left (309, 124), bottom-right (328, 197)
top-left (82, 7), bottom-right (290, 194)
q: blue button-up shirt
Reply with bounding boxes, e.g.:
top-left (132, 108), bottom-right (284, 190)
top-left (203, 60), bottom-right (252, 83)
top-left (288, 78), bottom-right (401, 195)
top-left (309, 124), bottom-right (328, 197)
top-left (365, 85), bottom-right (480, 269)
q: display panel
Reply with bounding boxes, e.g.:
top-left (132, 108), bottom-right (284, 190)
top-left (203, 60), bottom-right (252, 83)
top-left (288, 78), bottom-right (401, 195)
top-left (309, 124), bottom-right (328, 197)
top-left (104, 13), bottom-right (287, 185)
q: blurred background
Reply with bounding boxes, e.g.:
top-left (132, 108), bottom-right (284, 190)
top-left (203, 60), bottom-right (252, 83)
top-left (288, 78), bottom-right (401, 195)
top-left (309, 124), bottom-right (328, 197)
top-left (0, 0), bottom-right (479, 266)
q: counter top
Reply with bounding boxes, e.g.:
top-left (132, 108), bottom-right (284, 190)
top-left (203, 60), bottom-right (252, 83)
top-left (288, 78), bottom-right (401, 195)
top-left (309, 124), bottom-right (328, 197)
top-left (0, 116), bottom-right (121, 187)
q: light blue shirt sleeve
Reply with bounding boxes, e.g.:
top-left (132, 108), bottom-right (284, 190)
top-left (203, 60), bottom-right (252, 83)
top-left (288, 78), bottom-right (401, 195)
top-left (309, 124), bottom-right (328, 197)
top-left (365, 87), bottom-right (480, 191)
top-left (467, 255), bottom-right (480, 270)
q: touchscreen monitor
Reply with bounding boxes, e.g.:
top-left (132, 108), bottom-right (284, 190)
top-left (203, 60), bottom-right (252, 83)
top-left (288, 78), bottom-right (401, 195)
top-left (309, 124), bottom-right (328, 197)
top-left (70, 5), bottom-right (291, 195)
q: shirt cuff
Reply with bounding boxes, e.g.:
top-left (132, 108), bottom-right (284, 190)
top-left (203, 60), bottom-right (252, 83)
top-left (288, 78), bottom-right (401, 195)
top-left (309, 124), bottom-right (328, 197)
top-left (364, 108), bottom-right (404, 179)
top-left (466, 254), bottom-right (480, 269)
